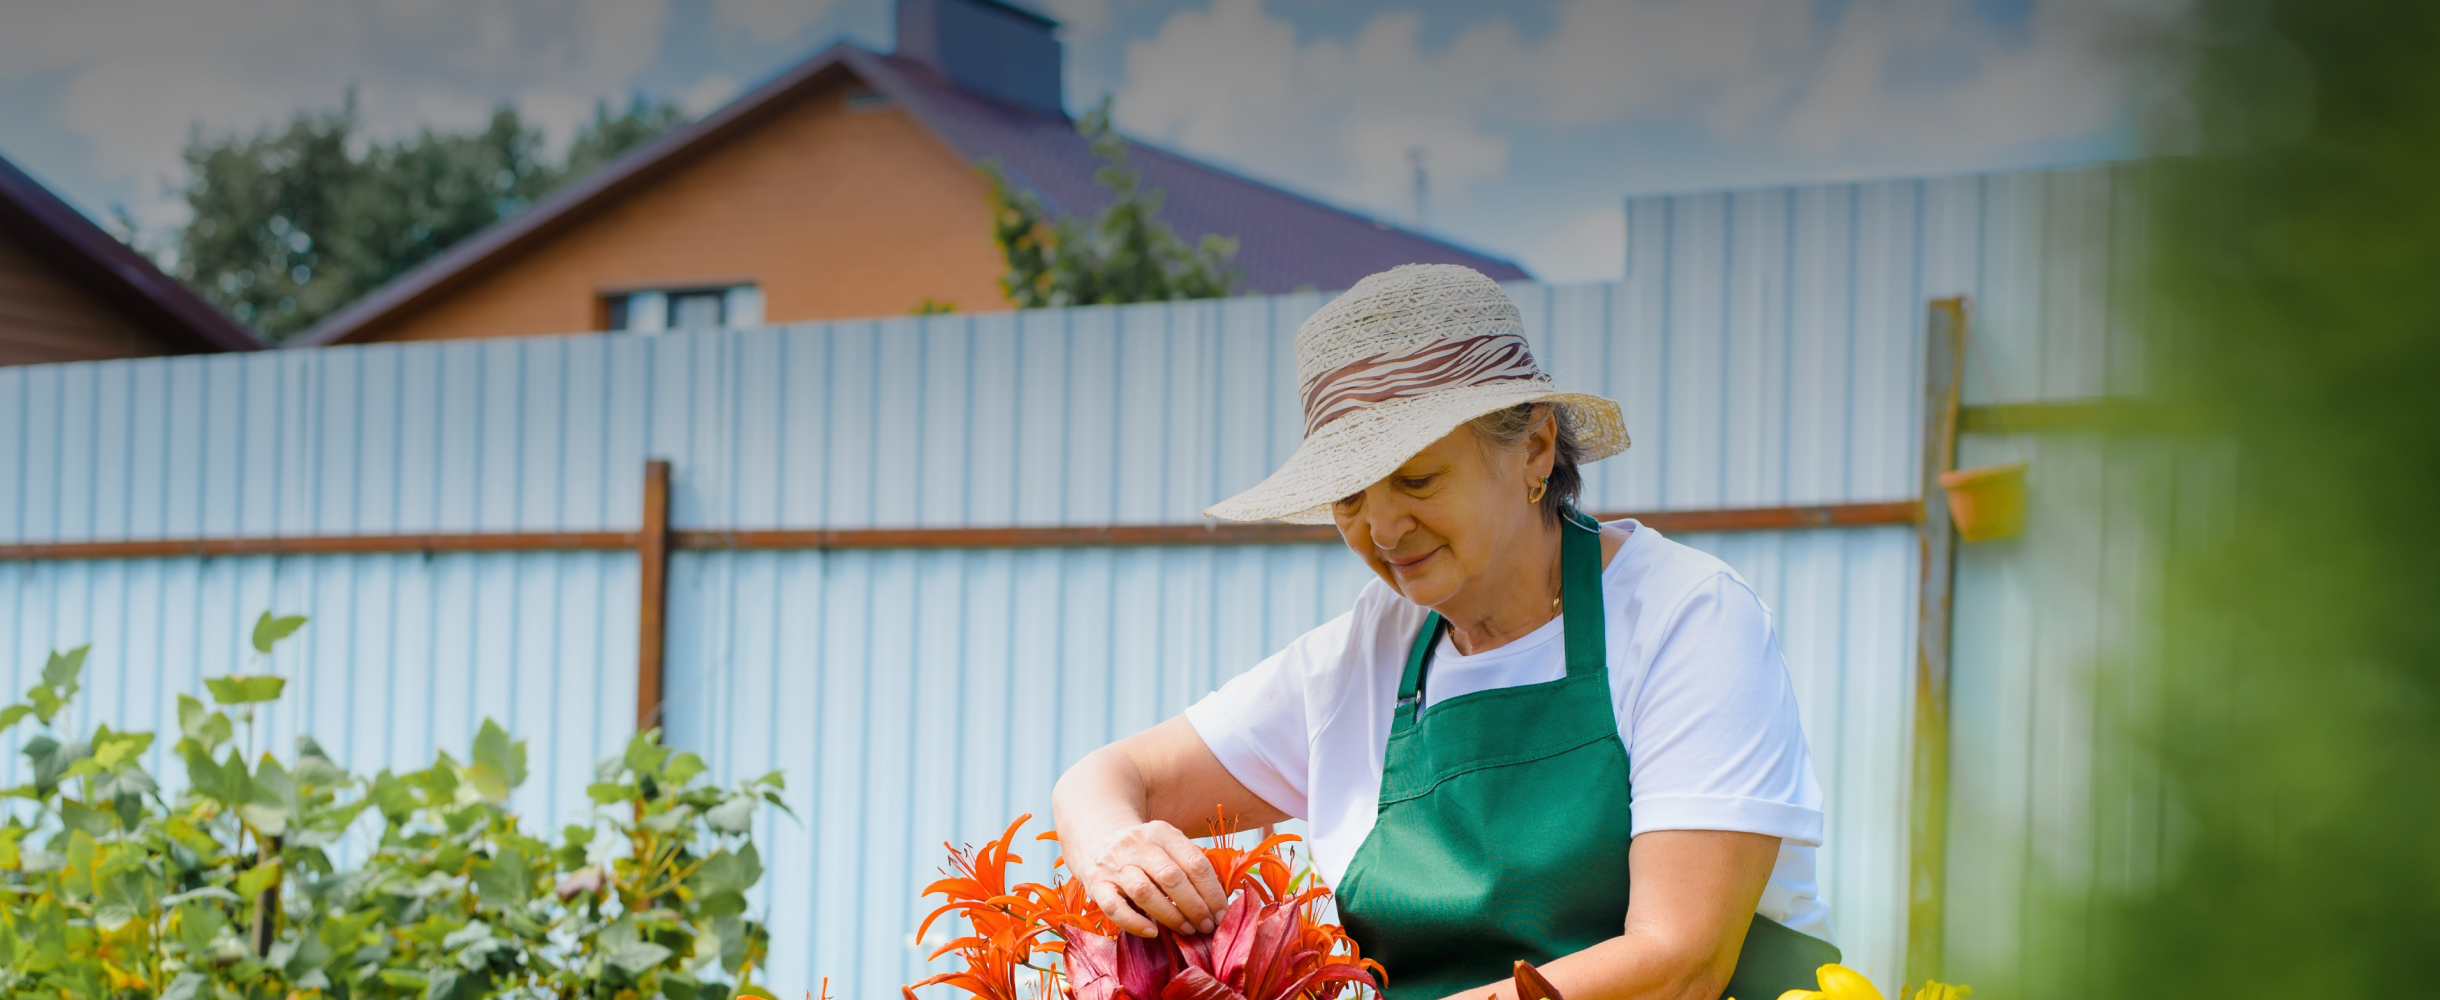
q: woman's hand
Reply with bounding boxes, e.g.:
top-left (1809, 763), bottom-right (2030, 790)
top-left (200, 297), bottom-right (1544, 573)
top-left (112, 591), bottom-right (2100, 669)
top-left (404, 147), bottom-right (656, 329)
top-left (1073, 820), bottom-right (1229, 938)
top-left (1052, 716), bottom-right (1292, 938)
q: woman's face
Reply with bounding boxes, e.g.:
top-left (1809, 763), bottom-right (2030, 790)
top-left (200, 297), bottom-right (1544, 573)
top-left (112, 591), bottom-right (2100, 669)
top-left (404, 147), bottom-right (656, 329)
top-left (1332, 414), bottom-right (1557, 609)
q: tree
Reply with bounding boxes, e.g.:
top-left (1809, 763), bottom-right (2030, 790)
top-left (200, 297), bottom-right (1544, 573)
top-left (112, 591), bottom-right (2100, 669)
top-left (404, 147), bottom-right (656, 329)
top-left (983, 101), bottom-right (1239, 308)
top-left (172, 94), bottom-right (688, 341)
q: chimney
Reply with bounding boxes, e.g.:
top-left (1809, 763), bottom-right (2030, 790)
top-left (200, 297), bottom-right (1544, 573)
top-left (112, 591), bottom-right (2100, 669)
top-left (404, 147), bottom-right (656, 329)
top-left (895, 0), bottom-right (1066, 119)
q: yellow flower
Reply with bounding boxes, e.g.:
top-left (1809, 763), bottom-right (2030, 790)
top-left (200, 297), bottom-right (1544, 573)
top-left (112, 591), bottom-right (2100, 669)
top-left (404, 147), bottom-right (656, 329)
top-left (1776, 963), bottom-right (1886, 1000)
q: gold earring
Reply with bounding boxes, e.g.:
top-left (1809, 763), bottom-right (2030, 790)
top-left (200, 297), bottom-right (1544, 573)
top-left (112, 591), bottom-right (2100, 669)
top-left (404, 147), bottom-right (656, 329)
top-left (1526, 477), bottom-right (1549, 504)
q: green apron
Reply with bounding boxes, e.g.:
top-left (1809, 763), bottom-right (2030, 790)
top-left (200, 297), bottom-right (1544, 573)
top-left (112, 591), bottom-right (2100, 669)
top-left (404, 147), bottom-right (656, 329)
top-left (1336, 508), bottom-right (1839, 1000)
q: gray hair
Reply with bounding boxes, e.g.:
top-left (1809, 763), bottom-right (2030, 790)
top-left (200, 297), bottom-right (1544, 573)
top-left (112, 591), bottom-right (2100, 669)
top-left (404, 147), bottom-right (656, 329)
top-left (1467, 402), bottom-right (1583, 525)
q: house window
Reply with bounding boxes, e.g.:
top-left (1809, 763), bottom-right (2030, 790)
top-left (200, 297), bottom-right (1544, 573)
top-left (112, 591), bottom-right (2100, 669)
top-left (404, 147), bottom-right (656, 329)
top-left (603, 284), bottom-right (763, 333)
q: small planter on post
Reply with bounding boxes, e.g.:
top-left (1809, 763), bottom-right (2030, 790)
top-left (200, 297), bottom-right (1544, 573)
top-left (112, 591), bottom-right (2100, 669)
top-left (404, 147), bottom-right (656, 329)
top-left (1937, 461), bottom-right (2030, 543)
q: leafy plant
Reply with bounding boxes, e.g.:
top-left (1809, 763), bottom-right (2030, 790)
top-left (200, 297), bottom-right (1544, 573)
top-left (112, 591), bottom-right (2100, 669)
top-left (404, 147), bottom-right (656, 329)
top-left (906, 815), bottom-right (1378, 1000)
top-left (981, 100), bottom-right (1240, 309)
top-left (0, 613), bottom-right (787, 999)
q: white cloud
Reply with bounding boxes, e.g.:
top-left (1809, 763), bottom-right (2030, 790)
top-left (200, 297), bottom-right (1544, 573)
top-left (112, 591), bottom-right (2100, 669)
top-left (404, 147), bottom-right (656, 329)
top-left (1115, 0), bottom-right (1509, 216)
top-left (1, 0), bottom-right (674, 231)
top-left (1113, 0), bottom-right (2183, 223)
top-left (679, 72), bottom-right (745, 116)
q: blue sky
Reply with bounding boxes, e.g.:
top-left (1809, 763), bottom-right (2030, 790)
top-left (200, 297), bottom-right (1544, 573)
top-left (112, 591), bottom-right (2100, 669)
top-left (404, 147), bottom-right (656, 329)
top-left (0, 0), bottom-right (2179, 282)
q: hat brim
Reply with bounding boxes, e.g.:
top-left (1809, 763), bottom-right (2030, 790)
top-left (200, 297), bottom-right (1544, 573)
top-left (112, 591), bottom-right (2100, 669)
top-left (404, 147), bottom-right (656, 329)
top-left (1203, 385), bottom-right (1630, 524)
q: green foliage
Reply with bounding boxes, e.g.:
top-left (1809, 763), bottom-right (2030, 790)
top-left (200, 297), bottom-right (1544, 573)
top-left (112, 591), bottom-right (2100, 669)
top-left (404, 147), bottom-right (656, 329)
top-left (983, 100), bottom-right (1240, 308)
top-left (2071, 0), bottom-right (2440, 995)
top-left (173, 92), bottom-right (689, 340)
top-left (0, 615), bottom-right (786, 999)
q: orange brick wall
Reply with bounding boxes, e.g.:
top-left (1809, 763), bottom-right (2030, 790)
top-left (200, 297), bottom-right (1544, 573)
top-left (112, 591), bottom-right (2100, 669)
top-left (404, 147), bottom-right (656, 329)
top-left (359, 81), bottom-right (1011, 342)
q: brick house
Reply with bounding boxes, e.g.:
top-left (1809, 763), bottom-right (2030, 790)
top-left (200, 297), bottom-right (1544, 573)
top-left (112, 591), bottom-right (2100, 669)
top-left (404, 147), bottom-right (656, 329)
top-left (299, 0), bottom-right (1528, 346)
top-left (0, 154), bottom-right (264, 366)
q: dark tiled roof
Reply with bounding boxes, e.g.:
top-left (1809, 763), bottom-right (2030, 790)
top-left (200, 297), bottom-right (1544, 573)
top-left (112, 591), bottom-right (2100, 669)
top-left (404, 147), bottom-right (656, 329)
top-left (301, 42), bottom-right (1526, 344)
top-left (844, 49), bottom-right (1529, 292)
top-left (0, 153), bottom-right (265, 354)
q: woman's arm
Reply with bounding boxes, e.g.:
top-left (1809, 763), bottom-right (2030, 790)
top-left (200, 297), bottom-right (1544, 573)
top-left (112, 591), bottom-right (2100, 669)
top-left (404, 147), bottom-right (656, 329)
top-left (1434, 830), bottom-right (1782, 1000)
top-left (1053, 715), bottom-right (1292, 939)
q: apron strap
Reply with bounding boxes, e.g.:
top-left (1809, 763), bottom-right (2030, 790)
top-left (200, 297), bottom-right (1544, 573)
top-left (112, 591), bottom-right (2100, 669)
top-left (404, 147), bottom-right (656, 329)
top-left (1396, 507), bottom-right (1608, 728)
top-left (1558, 506), bottom-right (1605, 679)
top-left (1394, 612), bottom-right (1445, 732)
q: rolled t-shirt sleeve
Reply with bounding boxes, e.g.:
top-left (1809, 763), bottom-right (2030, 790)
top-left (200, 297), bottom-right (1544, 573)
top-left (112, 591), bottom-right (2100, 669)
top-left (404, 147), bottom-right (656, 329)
top-left (1184, 612), bottom-right (1351, 820)
top-left (1625, 573), bottom-right (1825, 846)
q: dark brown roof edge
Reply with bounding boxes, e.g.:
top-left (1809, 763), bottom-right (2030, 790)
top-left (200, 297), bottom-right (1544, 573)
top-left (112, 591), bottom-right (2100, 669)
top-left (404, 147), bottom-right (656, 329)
top-left (297, 43), bottom-right (869, 347)
top-left (0, 153), bottom-right (265, 354)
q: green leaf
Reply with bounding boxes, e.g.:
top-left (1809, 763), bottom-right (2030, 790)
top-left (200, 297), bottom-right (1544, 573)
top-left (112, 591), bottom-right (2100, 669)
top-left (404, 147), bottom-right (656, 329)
top-left (690, 844), bottom-right (762, 897)
top-left (662, 751), bottom-right (707, 788)
top-left (91, 728), bottom-right (152, 769)
top-left (586, 781), bottom-right (633, 805)
top-left (234, 859), bottom-right (282, 898)
top-left (251, 611), bottom-right (309, 654)
top-left (705, 794), bottom-right (758, 834)
top-left (96, 866), bottom-right (156, 928)
top-left (240, 754), bottom-right (298, 837)
top-left (26, 685), bottom-right (65, 725)
top-left (377, 968), bottom-right (429, 990)
top-left (466, 719), bottom-right (526, 802)
top-left (0, 704), bottom-right (31, 734)
top-left (41, 645), bottom-right (87, 694)
top-left (174, 901), bottom-right (229, 956)
top-left (160, 971), bottom-right (208, 1000)
top-left (624, 730), bottom-right (671, 777)
top-left (59, 800), bottom-right (117, 837)
top-left (22, 733), bottom-right (89, 797)
top-left (177, 694), bottom-right (234, 750)
top-left (370, 771), bottom-right (418, 819)
top-left (469, 846), bottom-right (533, 909)
top-left (181, 743), bottom-right (252, 806)
top-left (607, 936), bottom-right (674, 976)
top-left (205, 674), bottom-right (288, 705)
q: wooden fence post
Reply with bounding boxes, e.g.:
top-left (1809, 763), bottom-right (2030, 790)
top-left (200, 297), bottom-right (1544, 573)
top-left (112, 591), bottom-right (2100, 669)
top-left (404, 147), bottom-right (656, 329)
top-left (636, 459), bottom-right (671, 734)
top-left (1906, 298), bottom-right (1968, 985)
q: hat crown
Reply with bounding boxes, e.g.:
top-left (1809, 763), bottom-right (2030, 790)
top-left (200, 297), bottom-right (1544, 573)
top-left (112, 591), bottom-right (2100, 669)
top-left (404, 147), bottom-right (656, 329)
top-left (1294, 264), bottom-right (1529, 388)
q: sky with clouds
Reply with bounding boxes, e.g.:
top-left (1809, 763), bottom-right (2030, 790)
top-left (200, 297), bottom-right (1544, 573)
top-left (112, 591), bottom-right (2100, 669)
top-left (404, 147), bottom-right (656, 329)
top-left (0, 0), bottom-right (2183, 283)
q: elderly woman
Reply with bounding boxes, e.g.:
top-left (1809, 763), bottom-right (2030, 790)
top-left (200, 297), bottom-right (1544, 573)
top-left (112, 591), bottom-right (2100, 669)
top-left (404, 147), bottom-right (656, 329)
top-left (1052, 265), bottom-right (1838, 1000)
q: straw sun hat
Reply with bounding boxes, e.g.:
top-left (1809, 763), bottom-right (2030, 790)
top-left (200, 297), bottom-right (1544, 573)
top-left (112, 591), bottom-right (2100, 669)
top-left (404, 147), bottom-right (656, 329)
top-left (1205, 264), bottom-right (1630, 525)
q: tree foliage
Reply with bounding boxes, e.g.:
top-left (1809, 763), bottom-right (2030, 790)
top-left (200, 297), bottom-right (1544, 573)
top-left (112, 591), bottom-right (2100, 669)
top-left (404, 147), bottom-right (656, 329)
top-left (173, 94), bottom-right (687, 340)
top-left (983, 101), bottom-right (1239, 309)
top-left (0, 615), bottom-right (785, 999)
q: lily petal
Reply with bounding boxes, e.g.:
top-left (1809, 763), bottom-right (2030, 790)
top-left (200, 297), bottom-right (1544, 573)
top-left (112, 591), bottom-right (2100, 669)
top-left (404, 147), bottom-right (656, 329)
top-left (1814, 965), bottom-right (1885, 1000)
top-left (1161, 965), bottom-right (1250, 1000)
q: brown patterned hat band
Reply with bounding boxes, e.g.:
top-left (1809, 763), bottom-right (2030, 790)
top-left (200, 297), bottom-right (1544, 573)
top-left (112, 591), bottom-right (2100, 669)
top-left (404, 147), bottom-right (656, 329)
top-left (1298, 332), bottom-right (1550, 437)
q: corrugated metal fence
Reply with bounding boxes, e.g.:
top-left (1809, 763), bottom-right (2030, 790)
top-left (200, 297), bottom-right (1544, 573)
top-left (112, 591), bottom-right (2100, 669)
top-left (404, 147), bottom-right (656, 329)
top-left (0, 162), bottom-right (2135, 997)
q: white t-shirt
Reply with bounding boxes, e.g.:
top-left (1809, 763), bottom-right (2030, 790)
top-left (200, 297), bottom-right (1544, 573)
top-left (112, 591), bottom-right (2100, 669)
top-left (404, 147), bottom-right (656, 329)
top-left (1184, 520), bottom-right (1833, 945)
